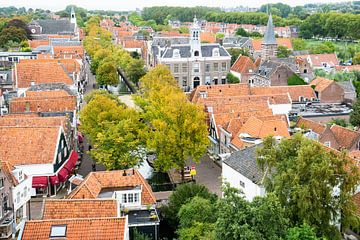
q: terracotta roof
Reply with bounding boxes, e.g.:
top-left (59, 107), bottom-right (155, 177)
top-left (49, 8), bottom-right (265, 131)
top-left (21, 217), bottom-right (126, 240)
top-left (330, 125), bottom-right (360, 149)
top-left (304, 53), bottom-right (339, 67)
top-left (237, 116), bottom-right (289, 138)
top-left (43, 199), bottom-right (118, 219)
top-left (190, 84), bottom-right (250, 103)
top-left (296, 117), bottom-right (326, 135)
top-left (349, 150), bottom-right (360, 160)
top-left (15, 61), bottom-right (73, 88)
top-left (252, 38), bottom-right (293, 51)
top-left (20, 59), bottom-right (82, 73)
top-left (52, 45), bottom-right (85, 59)
top-left (231, 55), bottom-right (256, 75)
top-left (121, 40), bottom-right (144, 49)
top-left (10, 91), bottom-right (77, 114)
top-left (200, 32), bottom-right (216, 43)
top-left (310, 77), bottom-right (334, 92)
top-left (250, 85), bottom-right (316, 102)
top-left (336, 65), bottom-right (360, 72)
top-left (0, 126), bottom-right (59, 165)
top-left (1, 161), bottom-right (18, 186)
top-left (28, 40), bottom-right (49, 49)
top-left (68, 169), bottom-right (156, 205)
top-left (0, 116), bottom-right (68, 129)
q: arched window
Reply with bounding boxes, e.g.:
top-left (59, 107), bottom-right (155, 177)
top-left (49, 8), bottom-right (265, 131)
top-left (194, 51), bottom-right (199, 57)
top-left (212, 48), bottom-right (220, 57)
top-left (173, 49), bottom-right (180, 58)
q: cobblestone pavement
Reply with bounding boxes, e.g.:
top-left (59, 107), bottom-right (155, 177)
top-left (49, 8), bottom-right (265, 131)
top-left (188, 155), bottom-right (222, 196)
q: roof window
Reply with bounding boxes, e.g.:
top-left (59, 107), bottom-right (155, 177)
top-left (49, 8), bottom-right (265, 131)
top-left (212, 48), bottom-right (220, 57)
top-left (50, 225), bottom-right (67, 238)
top-left (173, 49), bottom-right (180, 58)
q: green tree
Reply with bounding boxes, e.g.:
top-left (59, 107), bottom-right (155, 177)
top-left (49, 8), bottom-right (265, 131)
top-left (350, 99), bottom-right (360, 126)
top-left (353, 53), bottom-right (360, 65)
top-left (91, 48), bottom-right (112, 74)
top-left (178, 196), bottom-right (217, 228)
top-left (277, 45), bottom-right (292, 58)
top-left (257, 134), bottom-right (360, 239)
top-left (138, 65), bottom-right (209, 178)
top-left (215, 185), bottom-right (289, 240)
top-left (286, 224), bottom-right (320, 240)
top-left (80, 93), bottom-right (144, 170)
top-left (178, 26), bottom-right (189, 34)
top-left (0, 26), bottom-right (27, 48)
top-left (133, 229), bottom-right (151, 240)
top-left (96, 57), bottom-right (119, 86)
top-left (288, 74), bottom-right (306, 85)
top-left (162, 183), bottom-right (217, 229)
top-left (227, 48), bottom-right (251, 65)
top-left (235, 28), bottom-right (249, 37)
top-left (226, 73), bottom-right (240, 84)
top-left (177, 222), bottom-right (215, 240)
top-left (291, 38), bottom-right (307, 51)
top-left (126, 58), bottom-right (147, 85)
top-left (215, 32), bottom-right (225, 39)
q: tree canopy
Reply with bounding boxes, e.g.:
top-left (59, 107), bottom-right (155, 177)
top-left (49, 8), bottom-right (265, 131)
top-left (257, 134), bottom-right (360, 239)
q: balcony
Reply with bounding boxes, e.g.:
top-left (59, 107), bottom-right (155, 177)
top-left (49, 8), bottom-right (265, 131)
top-left (0, 218), bottom-right (13, 239)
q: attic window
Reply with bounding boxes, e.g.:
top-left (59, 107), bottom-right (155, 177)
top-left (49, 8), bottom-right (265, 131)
top-left (173, 49), bottom-right (180, 58)
top-left (50, 225), bottom-right (67, 238)
top-left (212, 48), bottom-right (220, 57)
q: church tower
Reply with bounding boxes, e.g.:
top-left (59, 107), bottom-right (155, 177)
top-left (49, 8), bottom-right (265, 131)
top-left (261, 13), bottom-right (278, 60)
top-left (70, 7), bottom-right (77, 27)
top-left (190, 16), bottom-right (201, 57)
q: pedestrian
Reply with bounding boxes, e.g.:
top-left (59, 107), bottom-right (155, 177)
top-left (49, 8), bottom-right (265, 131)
top-left (93, 83), bottom-right (96, 89)
top-left (92, 163), bottom-right (96, 172)
top-left (88, 145), bottom-right (92, 151)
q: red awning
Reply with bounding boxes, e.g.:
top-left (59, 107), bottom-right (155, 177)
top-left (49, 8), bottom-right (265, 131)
top-left (32, 176), bottom-right (48, 188)
top-left (64, 151), bottom-right (78, 173)
top-left (49, 175), bottom-right (59, 185)
top-left (58, 167), bottom-right (70, 182)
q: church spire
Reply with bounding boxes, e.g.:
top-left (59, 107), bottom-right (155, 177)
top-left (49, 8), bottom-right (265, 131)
top-left (263, 13), bottom-right (277, 45)
top-left (70, 6), bottom-right (76, 26)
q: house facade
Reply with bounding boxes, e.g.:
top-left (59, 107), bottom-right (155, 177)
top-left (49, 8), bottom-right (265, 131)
top-left (158, 17), bottom-right (231, 92)
top-left (222, 144), bottom-right (266, 201)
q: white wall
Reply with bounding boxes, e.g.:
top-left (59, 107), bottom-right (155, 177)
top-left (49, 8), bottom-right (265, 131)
top-left (269, 103), bottom-right (292, 115)
top-left (12, 177), bottom-right (31, 231)
top-left (16, 164), bottom-right (54, 176)
top-left (222, 162), bottom-right (265, 201)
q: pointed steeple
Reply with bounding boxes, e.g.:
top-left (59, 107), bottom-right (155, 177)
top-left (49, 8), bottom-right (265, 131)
top-left (70, 6), bottom-right (76, 25)
top-left (190, 15), bottom-right (201, 57)
top-left (263, 13), bottom-right (277, 45)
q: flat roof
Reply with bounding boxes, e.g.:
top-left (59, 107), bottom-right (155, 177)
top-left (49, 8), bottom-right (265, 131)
top-left (291, 103), bottom-right (352, 117)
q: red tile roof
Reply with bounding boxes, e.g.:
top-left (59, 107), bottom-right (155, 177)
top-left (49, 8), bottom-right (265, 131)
top-left (0, 116), bottom-right (68, 129)
top-left (1, 161), bottom-right (19, 186)
top-left (20, 59), bottom-right (82, 73)
top-left (15, 61), bottom-right (73, 88)
top-left (10, 90), bottom-right (77, 114)
top-left (330, 124), bottom-right (360, 149)
top-left (68, 169), bottom-right (156, 205)
top-left (231, 55), bottom-right (256, 75)
top-left (252, 38), bottom-right (293, 51)
top-left (52, 46), bottom-right (85, 59)
top-left (304, 53), bottom-right (339, 68)
top-left (310, 77), bottom-right (334, 92)
top-left (43, 199), bottom-right (118, 219)
top-left (21, 218), bottom-right (126, 240)
top-left (121, 40), bottom-right (144, 49)
top-left (200, 32), bottom-right (216, 43)
top-left (296, 117), bottom-right (326, 135)
top-left (28, 40), bottom-right (49, 49)
top-left (250, 85), bottom-right (316, 102)
top-left (0, 126), bottom-right (59, 165)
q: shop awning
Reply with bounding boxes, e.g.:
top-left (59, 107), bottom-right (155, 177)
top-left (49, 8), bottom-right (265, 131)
top-left (58, 167), bottom-right (70, 182)
top-left (32, 176), bottom-right (48, 188)
top-left (64, 151), bottom-right (78, 173)
top-left (49, 175), bottom-right (59, 185)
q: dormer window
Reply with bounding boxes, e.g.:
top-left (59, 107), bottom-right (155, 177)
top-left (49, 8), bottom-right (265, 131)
top-left (199, 91), bottom-right (207, 98)
top-left (50, 225), bottom-right (67, 238)
top-left (173, 49), bottom-right (180, 58)
top-left (212, 48), bottom-right (220, 57)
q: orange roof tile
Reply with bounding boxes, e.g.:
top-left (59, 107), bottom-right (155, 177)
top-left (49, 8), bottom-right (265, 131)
top-left (330, 125), bottom-right (360, 149)
top-left (200, 32), bottom-right (216, 43)
top-left (20, 59), bottom-right (82, 73)
top-left (68, 169), bottom-right (156, 205)
top-left (299, 53), bottom-right (339, 67)
top-left (21, 217), bottom-right (126, 240)
top-left (231, 55), bottom-right (256, 75)
top-left (336, 65), bottom-right (360, 72)
top-left (310, 77), bottom-right (334, 92)
top-left (122, 40), bottom-right (144, 49)
top-left (296, 117), bottom-right (326, 135)
top-left (28, 40), bottom-right (49, 49)
top-left (237, 116), bottom-right (289, 138)
top-left (0, 116), bottom-right (68, 129)
top-left (15, 61), bottom-right (73, 88)
top-left (10, 91), bottom-right (77, 114)
top-left (250, 85), bottom-right (316, 102)
top-left (252, 38), bottom-right (293, 51)
top-left (354, 192), bottom-right (360, 216)
top-left (0, 126), bottom-right (59, 165)
top-left (52, 45), bottom-right (85, 59)
top-left (43, 199), bottom-right (118, 219)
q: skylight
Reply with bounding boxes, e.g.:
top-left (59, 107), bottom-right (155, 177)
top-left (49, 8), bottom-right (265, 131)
top-left (50, 225), bottom-right (67, 238)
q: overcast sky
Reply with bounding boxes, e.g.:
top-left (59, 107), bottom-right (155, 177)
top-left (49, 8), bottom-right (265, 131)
top-left (0, 0), bottom-right (350, 11)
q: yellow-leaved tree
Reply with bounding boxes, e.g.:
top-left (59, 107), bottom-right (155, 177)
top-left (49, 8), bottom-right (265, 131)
top-left (136, 65), bottom-right (209, 177)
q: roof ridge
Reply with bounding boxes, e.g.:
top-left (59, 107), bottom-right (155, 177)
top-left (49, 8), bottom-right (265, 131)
top-left (26, 217), bottom-right (126, 223)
